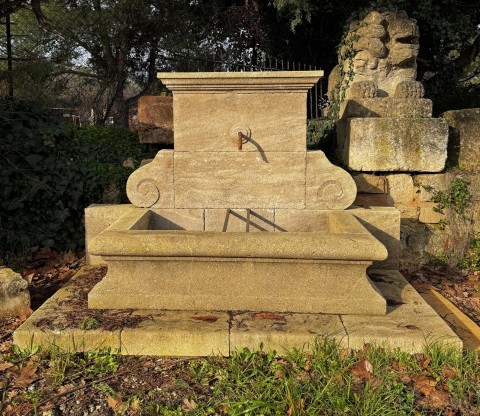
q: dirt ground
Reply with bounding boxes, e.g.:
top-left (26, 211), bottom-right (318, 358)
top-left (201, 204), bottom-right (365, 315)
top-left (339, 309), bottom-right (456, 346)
top-left (1, 249), bottom-right (480, 415)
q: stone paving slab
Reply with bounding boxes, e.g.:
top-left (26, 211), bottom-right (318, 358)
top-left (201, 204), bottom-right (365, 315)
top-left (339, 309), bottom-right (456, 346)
top-left (121, 310), bottom-right (230, 356)
top-left (343, 270), bottom-right (462, 353)
top-left (14, 267), bottom-right (462, 355)
top-left (230, 312), bottom-right (347, 353)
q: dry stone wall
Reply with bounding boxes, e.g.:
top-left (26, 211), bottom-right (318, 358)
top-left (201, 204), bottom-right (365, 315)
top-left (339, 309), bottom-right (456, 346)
top-left (353, 170), bottom-right (480, 269)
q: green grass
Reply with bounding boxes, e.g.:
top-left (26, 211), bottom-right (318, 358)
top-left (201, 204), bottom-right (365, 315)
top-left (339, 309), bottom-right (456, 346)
top-left (2, 338), bottom-right (480, 415)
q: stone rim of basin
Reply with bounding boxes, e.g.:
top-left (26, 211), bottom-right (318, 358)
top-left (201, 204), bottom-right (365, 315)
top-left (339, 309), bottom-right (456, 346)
top-left (89, 209), bottom-right (388, 262)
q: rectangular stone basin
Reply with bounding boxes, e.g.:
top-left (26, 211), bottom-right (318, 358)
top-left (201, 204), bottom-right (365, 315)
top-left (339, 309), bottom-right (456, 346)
top-left (88, 208), bottom-right (388, 315)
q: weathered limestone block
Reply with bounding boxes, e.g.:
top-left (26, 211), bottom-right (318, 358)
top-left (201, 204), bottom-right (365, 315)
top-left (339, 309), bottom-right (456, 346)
top-left (85, 204), bottom-right (136, 264)
top-left (173, 91), bottom-right (306, 152)
top-left (149, 209), bottom-right (205, 231)
top-left (467, 175), bottom-right (480, 201)
top-left (306, 151), bottom-right (356, 210)
top-left (349, 206), bottom-right (400, 270)
top-left (89, 258), bottom-right (387, 315)
top-left (137, 96), bottom-right (173, 127)
top-left (337, 118), bottom-right (448, 172)
top-left (386, 174), bottom-right (415, 205)
top-left (205, 209), bottom-right (275, 232)
top-left (419, 206), bottom-right (444, 224)
top-left (174, 152), bottom-right (306, 209)
top-left (159, 71), bottom-right (322, 153)
top-left (136, 96), bottom-right (174, 145)
top-left (121, 311), bottom-right (230, 356)
top-left (230, 313), bottom-right (347, 353)
top-left (414, 174), bottom-right (448, 202)
top-left (473, 202), bottom-right (480, 234)
top-left (341, 98), bottom-right (432, 119)
top-left (126, 150), bottom-right (174, 208)
top-left (0, 268), bottom-right (31, 318)
top-left (353, 173), bottom-right (386, 194)
top-left (442, 108), bottom-right (480, 171)
top-left (273, 210), bottom-right (330, 232)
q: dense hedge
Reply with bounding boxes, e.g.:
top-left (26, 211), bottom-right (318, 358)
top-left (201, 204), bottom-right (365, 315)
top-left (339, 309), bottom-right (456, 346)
top-left (0, 99), bottom-right (150, 261)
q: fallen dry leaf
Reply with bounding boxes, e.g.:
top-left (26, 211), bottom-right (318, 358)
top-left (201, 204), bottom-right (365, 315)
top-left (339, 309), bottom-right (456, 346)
top-left (182, 398), bottom-right (197, 412)
top-left (414, 375), bottom-right (436, 396)
top-left (274, 369), bottom-right (285, 379)
top-left (0, 362), bottom-right (14, 372)
top-left (421, 389), bottom-right (450, 409)
top-left (442, 366), bottom-right (457, 380)
top-left (107, 395), bottom-right (124, 410)
top-left (14, 363), bottom-right (38, 387)
top-left (287, 398), bottom-right (305, 415)
top-left (350, 360), bottom-right (374, 381)
top-left (413, 353), bottom-right (431, 369)
top-left (62, 251), bottom-right (77, 263)
top-left (58, 384), bottom-right (75, 395)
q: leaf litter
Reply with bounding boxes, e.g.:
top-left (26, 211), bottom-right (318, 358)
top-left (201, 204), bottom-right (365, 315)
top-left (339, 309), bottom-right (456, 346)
top-left (0, 252), bottom-right (480, 414)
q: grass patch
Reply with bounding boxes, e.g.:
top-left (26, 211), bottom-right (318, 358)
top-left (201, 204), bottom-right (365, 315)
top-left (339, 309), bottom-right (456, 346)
top-left (2, 337), bottom-right (480, 415)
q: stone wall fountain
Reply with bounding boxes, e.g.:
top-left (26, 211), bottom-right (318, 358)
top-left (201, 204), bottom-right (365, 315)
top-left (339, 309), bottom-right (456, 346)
top-left (14, 69), bottom-right (462, 355)
top-left (87, 71), bottom-right (388, 316)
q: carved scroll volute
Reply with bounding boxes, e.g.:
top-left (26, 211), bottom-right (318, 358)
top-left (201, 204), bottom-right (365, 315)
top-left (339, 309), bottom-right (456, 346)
top-left (126, 150), bottom-right (174, 208)
top-left (306, 151), bottom-right (357, 210)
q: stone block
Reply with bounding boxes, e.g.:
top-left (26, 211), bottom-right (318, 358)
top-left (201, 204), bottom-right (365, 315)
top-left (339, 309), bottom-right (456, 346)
top-left (341, 98), bottom-right (432, 119)
top-left (174, 152), bottom-right (306, 209)
top-left (121, 311), bottom-right (230, 356)
top-left (343, 313), bottom-right (461, 353)
top-left (467, 174), bottom-right (480, 201)
top-left (137, 96), bottom-right (173, 129)
top-left (89, 258), bottom-right (386, 315)
top-left (149, 208), bottom-right (205, 230)
top-left (472, 202), bottom-right (480, 234)
top-left (348, 206), bottom-right (400, 270)
top-left (305, 151), bottom-right (356, 210)
top-left (395, 205), bottom-right (419, 219)
top-left (419, 206), bottom-right (445, 224)
top-left (353, 174), bottom-right (386, 194)
top-left (205, 209), bottom-right (274, 232)
top-left (159, 71), bottom-right (322, 153)
top-left (230, 312), bottom-right (347, 353)
top-left (353, 193), bottom-right (390, 207)
top-left (273, 210), bottom-right (330, 232)
top-left (344, 270), bottom-right (462, 353)
top-left (173, 92), bottom-right (306, 152)
top-left (85, 204), bottom-right (135, 265)
top-left (14, 321), bottom-right (121, 353)
top-left (386, 174), bottom-right (415, 205)
top-left (442, 108), bottom-right (480, 171)
top-left (126, 150), bottom-right (174, 208)
top-left (368, 270), bottom-right (438, 318)
top-left (137, 126), bottom-right (173, 145)
top-left (0, 268), bottom-right (31, 318)
top-left (337, 118), bottom-right (448, 172)
top-left (414, 174), bottom-right (448, 202)
top-left (13, 274), bottom-right (121, 352)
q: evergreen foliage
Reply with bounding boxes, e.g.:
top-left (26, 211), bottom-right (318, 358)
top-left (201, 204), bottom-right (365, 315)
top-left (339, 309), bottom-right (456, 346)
top-left (0, 99), bottom-right (149, 261)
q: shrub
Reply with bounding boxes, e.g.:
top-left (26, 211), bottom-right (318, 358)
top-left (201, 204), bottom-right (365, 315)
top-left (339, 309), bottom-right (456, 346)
top-left (0, 99), bottom-right (149, 262)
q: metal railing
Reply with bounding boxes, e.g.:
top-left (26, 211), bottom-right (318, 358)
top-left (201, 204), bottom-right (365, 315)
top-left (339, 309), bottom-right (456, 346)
top-left (158, 50), bottom-right (326, 120)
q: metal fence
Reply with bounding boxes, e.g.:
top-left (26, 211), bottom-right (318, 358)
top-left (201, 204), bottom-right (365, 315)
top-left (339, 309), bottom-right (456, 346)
top-left (157, 50), bottom-right (326, 120)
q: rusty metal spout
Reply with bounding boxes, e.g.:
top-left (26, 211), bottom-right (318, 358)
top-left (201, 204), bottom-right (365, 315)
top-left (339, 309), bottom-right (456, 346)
top-left (237, 132), bottom-right (243, 150)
